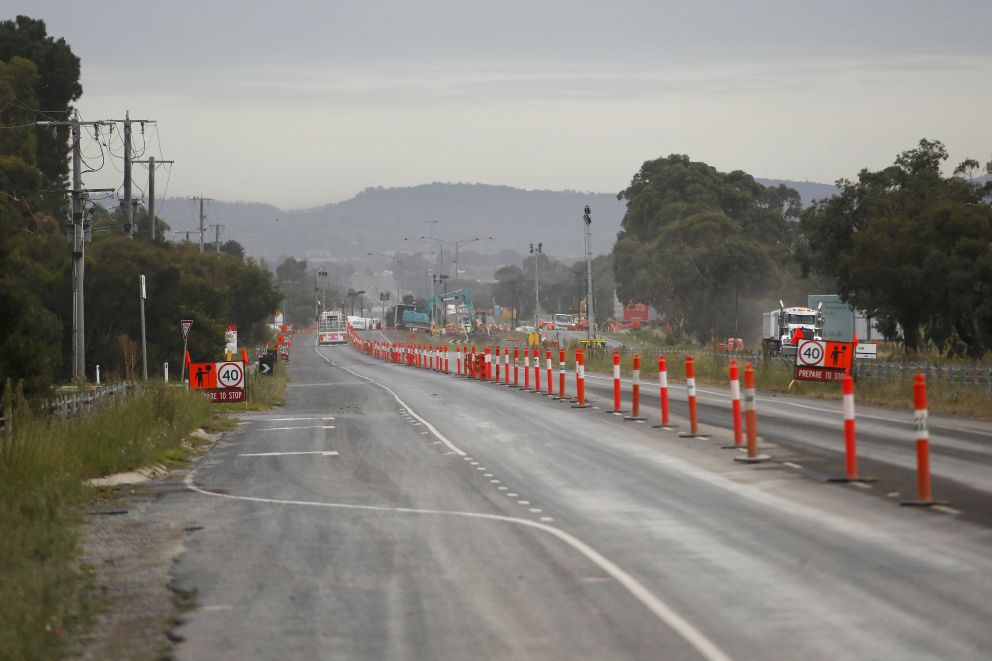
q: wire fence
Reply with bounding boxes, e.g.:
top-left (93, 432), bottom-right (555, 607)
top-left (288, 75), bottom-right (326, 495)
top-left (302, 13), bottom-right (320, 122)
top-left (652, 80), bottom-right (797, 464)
top-left (580, 343), bottom-right (992, 392)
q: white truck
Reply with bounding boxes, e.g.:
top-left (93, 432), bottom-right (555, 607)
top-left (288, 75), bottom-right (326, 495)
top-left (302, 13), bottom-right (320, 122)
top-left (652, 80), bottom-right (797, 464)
top-left (762, 301), bottom-right (825, 356)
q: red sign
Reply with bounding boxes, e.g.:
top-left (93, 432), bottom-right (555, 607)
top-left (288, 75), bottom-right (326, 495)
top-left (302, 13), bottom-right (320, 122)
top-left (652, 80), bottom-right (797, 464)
top-left (202, 388), bottom-right (245, 403)
top-left (623, 302), bottom-right (650, 323)
top-left (795, 366), bottom-right (847, 382)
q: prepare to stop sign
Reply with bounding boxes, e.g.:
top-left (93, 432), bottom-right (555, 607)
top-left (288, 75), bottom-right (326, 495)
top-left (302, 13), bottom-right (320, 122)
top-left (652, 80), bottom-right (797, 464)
top-left (217, 362), bottom-right (244, 388)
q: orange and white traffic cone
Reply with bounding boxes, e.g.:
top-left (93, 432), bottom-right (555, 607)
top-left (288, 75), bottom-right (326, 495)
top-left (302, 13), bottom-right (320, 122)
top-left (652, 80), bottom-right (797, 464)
top-left (546, 349), bottom-right (554, 396)
top-left (556, 348), bottom-right (567, 401)
top-left (828, 375), bottom-right (874, 482)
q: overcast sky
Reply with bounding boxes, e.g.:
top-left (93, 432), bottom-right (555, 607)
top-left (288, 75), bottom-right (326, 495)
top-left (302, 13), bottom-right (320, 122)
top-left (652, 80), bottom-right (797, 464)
top-left (13, 0), bottom-right (992, 208)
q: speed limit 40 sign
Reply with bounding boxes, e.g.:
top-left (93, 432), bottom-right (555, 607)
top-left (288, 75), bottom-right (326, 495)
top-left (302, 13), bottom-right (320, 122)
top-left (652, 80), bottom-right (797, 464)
top-left (797, 340), bottom-right (826, 366)
top-left (216, 362), bottom-right (244, 388)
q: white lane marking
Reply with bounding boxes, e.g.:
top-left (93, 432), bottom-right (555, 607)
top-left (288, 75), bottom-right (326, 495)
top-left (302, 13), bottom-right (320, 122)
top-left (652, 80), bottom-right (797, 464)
top-left (317, 350), bottom-right (466, 457)
top-left (490, 480), bottom-right (501, 484)
top-left (783, 462), bottom-right (803, 469)
top-left (529, 508), bottom-right (543, 513)
top-left (238, 451), bottom-right (339, 457)
top-left (484, 473), bottom-right (493, 477)
top-left (262, 425), bottom-right (336, 431)
top-left (198, 605), bottom-right (233, 612)
top-left (420, 432), bottom-right (429, 435)
top-left (288, 382), bottom-right (368, 387)
top-left (507, 493), bottom-right (519, 497)
top-left (518, 500), bottom-right (531, 505)
top-left (540, 517), bottom-right (555, 522)
top-left (184, 471), bottom-right (732, 661)
top-left (256, 417), bottom-right (335, 422)
top-left (497, 486), bottom-right (508, 490)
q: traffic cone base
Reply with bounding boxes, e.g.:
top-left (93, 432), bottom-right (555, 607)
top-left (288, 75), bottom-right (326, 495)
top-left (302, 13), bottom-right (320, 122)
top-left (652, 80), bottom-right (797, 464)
top-left (733, 454), bottom-right (770, 463)
top-left (623, 415), bottom-right (647, 422)
top-left (900, 499), bottom-right (949, 507)
top-left (827, 476), bottom-right (877, 484)
top-left (678, 431), bottom-right (710, 439)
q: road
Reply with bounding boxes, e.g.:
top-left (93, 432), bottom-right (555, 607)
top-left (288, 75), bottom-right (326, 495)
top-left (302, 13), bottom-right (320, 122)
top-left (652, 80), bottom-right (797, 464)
top-left (169, 334), bottom-right (992, 660)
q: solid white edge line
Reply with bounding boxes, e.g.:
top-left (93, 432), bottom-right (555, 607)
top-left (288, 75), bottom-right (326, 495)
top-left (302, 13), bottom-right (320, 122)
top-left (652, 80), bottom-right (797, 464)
top-left (239, 451), bottom-right (339, 457)
top-left (315, 348), bottom-right (466, 456)
top-left (184, 470), bottom-right (731, 661)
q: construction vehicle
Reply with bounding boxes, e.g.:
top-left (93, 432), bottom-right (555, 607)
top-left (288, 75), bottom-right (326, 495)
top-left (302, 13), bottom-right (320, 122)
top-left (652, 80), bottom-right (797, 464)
top-left (317, 311), bottom-right (347, 345)
top-left (426, 288), bottom-right (476, 335)
top-left (762, 301), bottom-right (824, 356)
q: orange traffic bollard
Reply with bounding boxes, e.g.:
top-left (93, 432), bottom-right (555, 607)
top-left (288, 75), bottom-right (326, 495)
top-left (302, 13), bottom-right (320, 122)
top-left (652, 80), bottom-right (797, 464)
top-left (572, 349), bottom-right (589, 408)
top-left (444, 345), bottom-right (449, 374)
top-left (513, 346), bottom-right (520, 387)
top-left (828, 375), bottom-right (874, 482)
top-left (610, 350), bottom-right (623, 413)
top-left (653, 355), bottom-right (674, 429)
top-left (524, 346), bottom-right (530, 390)
top-left (484, 346), bottom-right (492, 381)
top-left (546, 349), bottom-right (554, 395)
top-left (533, 347), bottom-right (541, 393)
top-left (723, 360), bottom-right (743, 448)
top-left (678, 356), bottom-right (708, 438)
top-left (734, 362), bottom-right (769, 463)
top-left (902, 375), bottom-right (946, 507)
top-left (494, 345), bottom-right (501, 382)
top-left (504, 346), bottom-right (511, 385)
top-left (557, 348), bottom-right (567, 400)
top-left (625, 353), bottom-right (646, 421)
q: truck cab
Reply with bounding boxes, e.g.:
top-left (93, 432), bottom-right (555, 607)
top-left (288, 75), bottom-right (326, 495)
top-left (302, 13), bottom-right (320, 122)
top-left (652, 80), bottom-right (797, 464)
top-left (763, 304), bottom-right (825, 356)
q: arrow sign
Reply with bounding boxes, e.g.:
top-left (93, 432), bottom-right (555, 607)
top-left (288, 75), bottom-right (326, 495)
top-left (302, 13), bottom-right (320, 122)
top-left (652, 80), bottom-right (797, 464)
top-left (181, 319), bottom-right (193, 341)
top-left (260, 362), bottom-right (272, 374)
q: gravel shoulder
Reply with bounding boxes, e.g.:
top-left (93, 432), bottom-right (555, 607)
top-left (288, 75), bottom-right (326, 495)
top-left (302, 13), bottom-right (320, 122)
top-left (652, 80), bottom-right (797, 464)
top-left (69, 432), bottom-right (222, 660)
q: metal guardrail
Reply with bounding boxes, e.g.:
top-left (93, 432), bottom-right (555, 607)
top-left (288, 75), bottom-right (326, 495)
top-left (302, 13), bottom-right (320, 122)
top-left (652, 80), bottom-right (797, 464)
top-left (43, 382), bottom-right (133, 420)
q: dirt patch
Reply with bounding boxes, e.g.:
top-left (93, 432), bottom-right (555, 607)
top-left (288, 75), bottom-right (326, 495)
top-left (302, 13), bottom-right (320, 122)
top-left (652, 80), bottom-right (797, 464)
top-left (69, 432), bottom-right (221, 660)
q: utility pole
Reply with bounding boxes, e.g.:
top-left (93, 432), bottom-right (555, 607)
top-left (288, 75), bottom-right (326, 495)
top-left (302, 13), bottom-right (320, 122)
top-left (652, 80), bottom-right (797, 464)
top-left (193, 196), bottom-right (212, 253)
top-left (37, 114), bottom-right (114, 380)
top-left (530, 242), bottom-right (542, 330)
top-left (133, 156), bottom-right (175, 240)
top-left (583, 205), bottom-right (595, 340)
top-left (209, 223), bottom-right (226, 253)
top-left (124, 112), bottom-right (132, 239)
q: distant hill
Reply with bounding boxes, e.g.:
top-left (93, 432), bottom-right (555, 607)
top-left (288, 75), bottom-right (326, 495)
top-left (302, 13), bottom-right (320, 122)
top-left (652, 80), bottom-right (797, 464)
top-left (156, 184), bottom-right (628, 265)
top-left (152, 178), bottom-right (843, 265)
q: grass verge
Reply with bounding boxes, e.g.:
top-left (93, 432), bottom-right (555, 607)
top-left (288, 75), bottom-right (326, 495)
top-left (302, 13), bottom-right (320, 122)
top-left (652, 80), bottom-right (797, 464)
top-left (0, 381), bottom-right (213, 660)
top-left (577, 345), bottom-right (992, 419)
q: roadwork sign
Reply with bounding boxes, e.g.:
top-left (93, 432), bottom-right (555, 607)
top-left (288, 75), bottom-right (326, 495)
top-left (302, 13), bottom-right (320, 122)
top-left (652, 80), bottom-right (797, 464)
top-left (794, 367), bottom-right (847, 382)
top-left (202, 388), bottom-right (245, 403)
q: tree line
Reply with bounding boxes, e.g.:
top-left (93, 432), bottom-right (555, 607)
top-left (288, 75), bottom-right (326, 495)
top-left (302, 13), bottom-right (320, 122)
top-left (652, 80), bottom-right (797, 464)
top-left (605, 145), bottom-right (991, 356)
top-left (0, 17), bottom-right (282, 393)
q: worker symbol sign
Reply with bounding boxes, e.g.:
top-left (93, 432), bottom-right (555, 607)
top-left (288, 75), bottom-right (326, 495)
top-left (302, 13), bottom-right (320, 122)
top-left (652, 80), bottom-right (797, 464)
top-left (824, 342), bottom-right (853, 371)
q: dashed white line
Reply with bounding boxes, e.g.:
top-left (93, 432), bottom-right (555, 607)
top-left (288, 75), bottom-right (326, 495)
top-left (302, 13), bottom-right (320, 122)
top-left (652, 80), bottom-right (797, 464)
top-left (262, 425), bottom-right (335, 431)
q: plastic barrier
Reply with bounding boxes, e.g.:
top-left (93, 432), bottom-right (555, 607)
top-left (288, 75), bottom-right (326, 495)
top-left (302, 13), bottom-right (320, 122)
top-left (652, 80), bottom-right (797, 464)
top-left (504, 346), bottom-right (510, 385)
top-left (494, 345), bottom-right (501, 382)
top-left (513, 346), bottom-right (520, 387)
top-left (533, 348), bottom-right (541, 393)
top-left (524, 347), bottom-right (530, 390)
top-left (557, 348), bottom-right (566, 400)
top-left (546, 349), bottom-right (553, 395)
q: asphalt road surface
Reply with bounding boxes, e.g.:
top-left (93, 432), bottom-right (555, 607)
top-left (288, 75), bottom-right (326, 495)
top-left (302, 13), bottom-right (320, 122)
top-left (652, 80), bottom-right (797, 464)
top-left (170, 334), bottom-right (992, 660)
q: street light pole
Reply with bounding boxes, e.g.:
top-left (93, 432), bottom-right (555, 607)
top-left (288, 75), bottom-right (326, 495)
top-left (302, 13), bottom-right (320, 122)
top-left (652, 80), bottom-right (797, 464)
top-left (530, 242), bottom-right (542, 330)
top-left (583, 206), bottom-right (595, 340)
